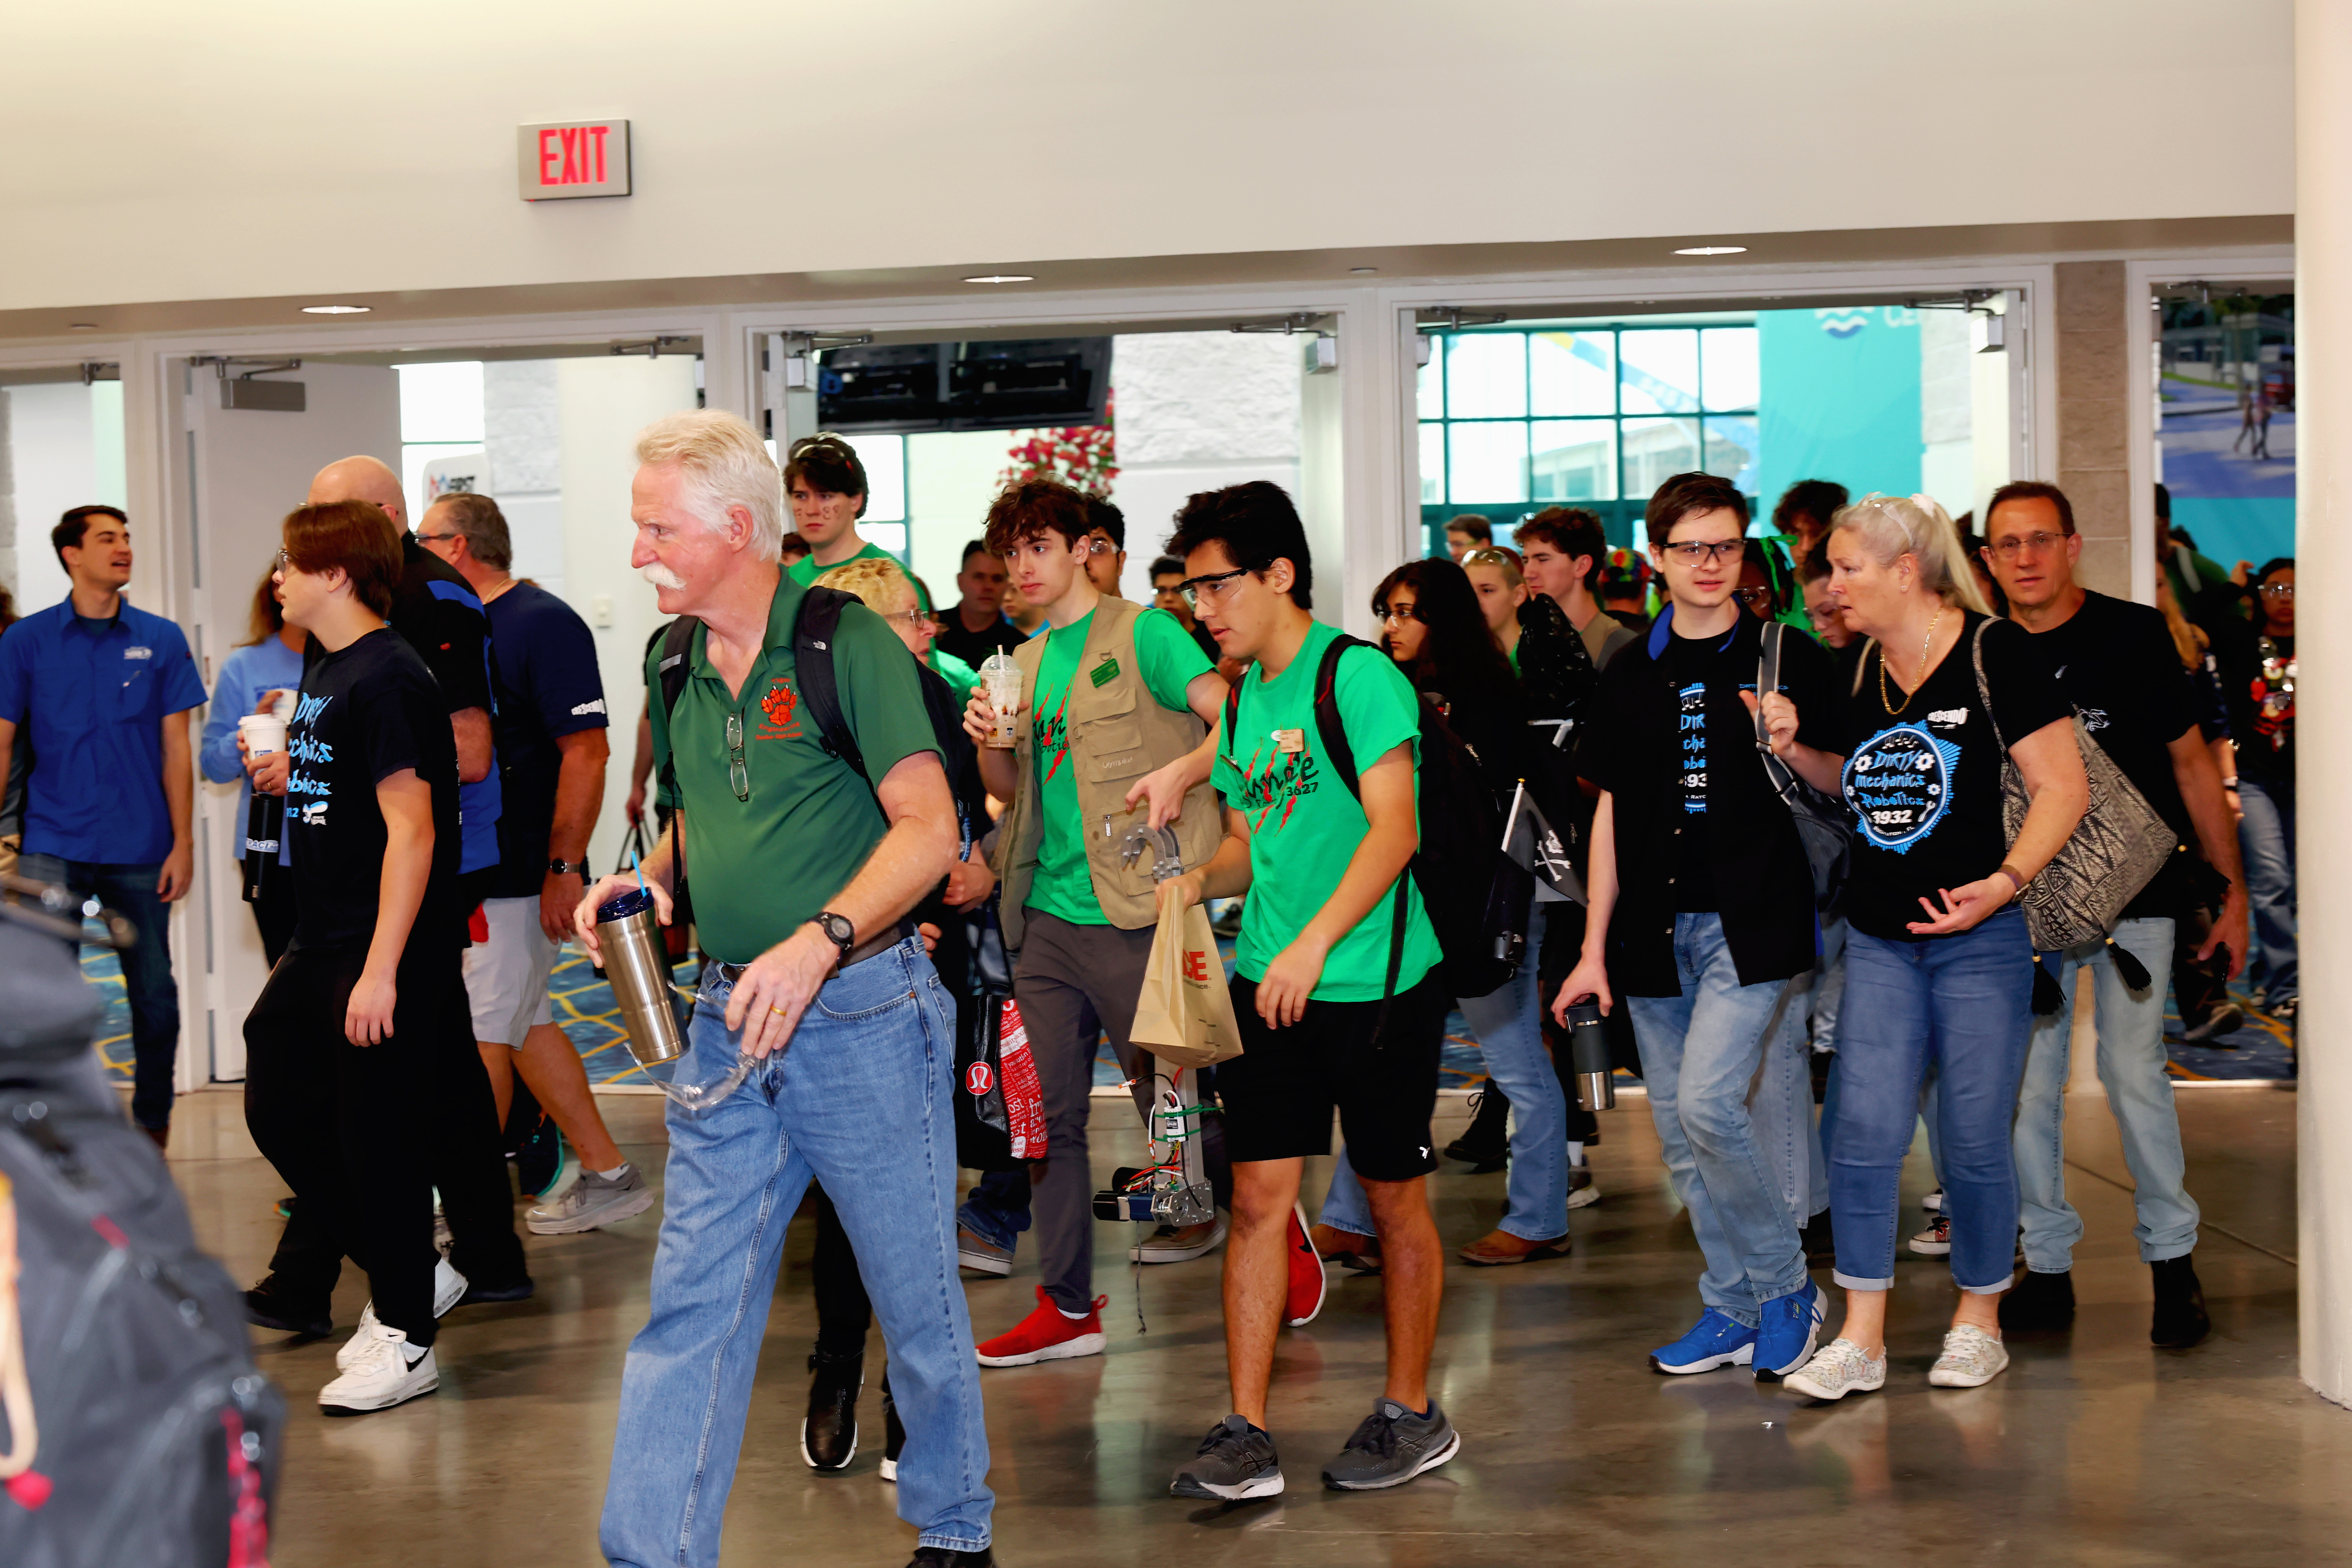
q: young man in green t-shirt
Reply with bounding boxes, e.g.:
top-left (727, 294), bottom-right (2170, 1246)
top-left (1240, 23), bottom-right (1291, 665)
top-left (780, 433), bottom-right (933, 612)
top-left (1159, 481), bottom-right (1459, 1501)
top-left (959, 477), bottom-right (1234, 1368)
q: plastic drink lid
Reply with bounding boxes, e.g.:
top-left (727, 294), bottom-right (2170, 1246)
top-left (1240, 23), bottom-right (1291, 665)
top-left (598, 886), bottom-right (656, 923)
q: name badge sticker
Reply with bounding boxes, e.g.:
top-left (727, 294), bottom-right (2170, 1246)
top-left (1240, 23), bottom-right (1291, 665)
top-left (1274, 728), bottom-right (1305, 754)
top-left (123, 646), bottom-right (153, 660)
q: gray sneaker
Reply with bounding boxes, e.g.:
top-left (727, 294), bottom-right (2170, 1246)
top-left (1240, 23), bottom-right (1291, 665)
top-left (1319, 1399), bottom-right (1460, 1490)
top-left (957, 1227), bottom-right (1014, 1276)
top-left (1170, 1414), bottom-right (1284, 1501)
top-left (526, 1162), bottom-right (655, 1235)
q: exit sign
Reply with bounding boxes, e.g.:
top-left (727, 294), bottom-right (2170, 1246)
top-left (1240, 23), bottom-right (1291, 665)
top-left (518, 120), bottom-right (631, 201)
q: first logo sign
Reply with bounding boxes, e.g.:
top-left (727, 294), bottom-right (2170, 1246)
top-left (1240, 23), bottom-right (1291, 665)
top-left (518, 120), bottom-right (631, 201)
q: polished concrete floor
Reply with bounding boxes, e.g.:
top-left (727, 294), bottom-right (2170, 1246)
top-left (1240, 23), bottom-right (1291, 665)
top-left (160, 1080), bottom-right (2340, 1568)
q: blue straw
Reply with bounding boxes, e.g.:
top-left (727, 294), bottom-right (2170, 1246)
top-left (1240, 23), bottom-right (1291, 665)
top-left (631, 842), bottom-right (644, 894)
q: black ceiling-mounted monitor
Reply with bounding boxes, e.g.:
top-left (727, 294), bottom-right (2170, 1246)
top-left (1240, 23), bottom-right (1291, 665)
top-left (817, 337), bottom-right (1111, 434)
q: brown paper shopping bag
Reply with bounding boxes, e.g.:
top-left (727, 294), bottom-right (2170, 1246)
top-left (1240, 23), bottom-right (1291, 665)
top-left (1129, 895), bottom-right (1243, 1070)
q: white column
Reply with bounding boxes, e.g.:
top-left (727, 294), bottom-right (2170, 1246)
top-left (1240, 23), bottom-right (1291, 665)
top-left (2298, 0), bottom-right (2352, 1405)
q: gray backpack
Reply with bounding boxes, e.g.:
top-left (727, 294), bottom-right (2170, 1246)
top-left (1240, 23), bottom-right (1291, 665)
top-left (0, 906), bottom-right (282, 1568)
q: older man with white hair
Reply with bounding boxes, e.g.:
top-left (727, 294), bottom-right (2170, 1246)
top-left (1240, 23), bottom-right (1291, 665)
top-left (575, 411), bottom-right (994, 1568)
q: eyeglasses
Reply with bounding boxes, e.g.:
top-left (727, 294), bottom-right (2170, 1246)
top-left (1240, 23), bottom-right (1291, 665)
top-left (896, 606), bottom-right (934, 632)
top-left (1179, 568), bottom-right (1250, 610)
top-left (1986, 531), bottom-right (2065, 560)
top-left (2261, 582), bottom-right (2296, 598)
top-left (1659, 540), bottom-right (1744, 566)
top-left (1731, 587), bottom-right (1775, 610)
top-left (414, 531), bottom-right (459, 545)
top-left (725, 715), bottom-right (750, 802)
top-left (1461, 547), bottom-right (1517, 567)
top-left (1085, 535), bottom-right (1117, 556)
top-left (271, 547), bottom-right (289, 572)
top-left (1377, 604), bottom-right (1422, 626)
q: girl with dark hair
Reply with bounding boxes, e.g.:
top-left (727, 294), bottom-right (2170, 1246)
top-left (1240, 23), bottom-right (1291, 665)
top-left (200, 561), bottom-right (309, 960)
top-left (1312, 559), bottom-right (1578, 1268)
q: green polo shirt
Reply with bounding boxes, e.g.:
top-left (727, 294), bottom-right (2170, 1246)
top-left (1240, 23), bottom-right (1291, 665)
top-left (649, 575), bottom-right (941, 964)
top-left (789, 541), bottom-right (933, 612)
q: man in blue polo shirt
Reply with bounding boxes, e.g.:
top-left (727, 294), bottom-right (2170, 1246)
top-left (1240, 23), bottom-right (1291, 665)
top-left (0, 505), bottom-right (207, 1146)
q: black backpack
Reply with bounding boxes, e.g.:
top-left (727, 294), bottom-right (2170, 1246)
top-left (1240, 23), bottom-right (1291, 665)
top-left (1223, 635), bottom-right (1526, 1004)
top-left (0, 913), bottom-right (283, 1568)
top-left (655, 587), bottom-right (989, 890)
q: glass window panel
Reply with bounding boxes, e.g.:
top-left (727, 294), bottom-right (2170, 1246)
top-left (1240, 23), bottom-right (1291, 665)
top-left (1621, 416), bottom-right (1702, 500)
top-left (1530, 332), bottom-right (1616, 417)
top-left (396, 361), bottom-right (485, 443)
top-left (1619, 329), bottom-right (1700, 416)
top-left (1419, 422), bottom-right (1445, 504)
top-left (1529, 420), bottom-right (1618, 502)
top-left (1417, 337), bottom-right (1444, 421)
top-left (1700, 327), bottom-right (1759, 411)
top-left (840, 432), bottom-right (906, 522)
top-left (1703, 416), bottom-right (1759, 494)
top-left (1448, 421), bottom-right (1529, 503)
top-left (1445, 333), bottom-right (1527, 419)
top-left (860, 522), bottom-right (908, 556)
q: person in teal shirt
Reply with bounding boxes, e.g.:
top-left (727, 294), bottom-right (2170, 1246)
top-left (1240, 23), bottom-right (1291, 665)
top-left (1160, 481), bottom-right (1460, 1502)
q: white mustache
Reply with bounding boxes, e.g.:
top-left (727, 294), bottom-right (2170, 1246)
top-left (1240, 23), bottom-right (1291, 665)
top-left (639, 562), bottom-right (688, 592)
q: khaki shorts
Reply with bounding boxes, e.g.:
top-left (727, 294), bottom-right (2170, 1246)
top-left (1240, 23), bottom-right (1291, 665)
top-left (462, 895), bottom-right (559, 1045)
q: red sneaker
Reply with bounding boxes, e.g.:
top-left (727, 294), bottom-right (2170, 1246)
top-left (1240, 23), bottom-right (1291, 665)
top-left (975, 1285), bottom-right (1108, 1367)
top-left (1283, 1203), bottom-right (1327, 1328)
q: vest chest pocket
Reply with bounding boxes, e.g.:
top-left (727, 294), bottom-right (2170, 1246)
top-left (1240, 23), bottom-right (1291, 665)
top-left (1080, 719), bottom-right (1149, 782)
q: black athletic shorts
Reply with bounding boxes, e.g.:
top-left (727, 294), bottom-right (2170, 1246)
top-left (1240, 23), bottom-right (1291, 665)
top-left (1218, 970), bottom-right (1449, 1180)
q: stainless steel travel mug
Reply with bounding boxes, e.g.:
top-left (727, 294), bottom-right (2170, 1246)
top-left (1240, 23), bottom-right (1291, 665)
top-left (597, 888), bottom-right (690, 1068)
top-left (1565, 1000), bottom-right (1615, 1112)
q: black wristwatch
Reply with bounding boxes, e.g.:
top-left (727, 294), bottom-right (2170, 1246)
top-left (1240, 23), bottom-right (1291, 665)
top-left (811, 911), bottom-right (857, 962)
top-left (548, 858), bottom-right (586, 877)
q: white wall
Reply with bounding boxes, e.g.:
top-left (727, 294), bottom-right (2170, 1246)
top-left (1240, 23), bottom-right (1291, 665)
top-left (0, 2), bottom-right (2290, 314)
top-left (553, 356), bottom-right (698, 875)
top-left (1, 383), bottom-right (124, 615)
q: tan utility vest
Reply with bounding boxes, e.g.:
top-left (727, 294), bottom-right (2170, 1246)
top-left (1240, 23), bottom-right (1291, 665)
top-left (993, 594), bottom-right (1221, 949)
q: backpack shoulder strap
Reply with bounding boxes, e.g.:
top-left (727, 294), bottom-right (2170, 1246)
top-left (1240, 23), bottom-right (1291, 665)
top-left (655, 614), bottom-right (700, 901)
top-left (1754, 619), bottom-right (1797, 795)
top-left (1312, 633), bottom-right (1372, 800)
top-left (1850, 637), bottom-right (1878, 699)
top-left (792, 586), bottom-right (869, 786)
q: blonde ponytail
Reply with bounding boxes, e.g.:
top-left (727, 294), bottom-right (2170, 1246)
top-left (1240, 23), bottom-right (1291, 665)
top-left (1828, 492), bottom-right (1991, 615)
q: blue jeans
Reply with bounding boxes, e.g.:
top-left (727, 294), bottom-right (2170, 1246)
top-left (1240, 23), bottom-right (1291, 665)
top-left (22, 855), bottom-right (177, 1131)
top-left (1831, 908), bottom-right (2033, 1294)
top-left (956, 1167), bottom-right (1032, 1253)
top-left (599, 940), bottom-right (992, 1565)
top-left (1321, 958), bottom-right (1570, 1241)
top-left (2014, 917), bottom-right (2199, 1270)
top-left (1624, 913), bottom-right (1810, 1327)
top-left (2238, 779), bottom-right (2297, 1002)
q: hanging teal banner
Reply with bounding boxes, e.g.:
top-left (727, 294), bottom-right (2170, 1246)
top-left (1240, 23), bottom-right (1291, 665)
top-left (1756, 307), bottom-right (1922, 516)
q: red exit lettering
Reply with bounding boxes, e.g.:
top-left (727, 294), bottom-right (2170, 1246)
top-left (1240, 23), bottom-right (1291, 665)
top-left (539, 124), bottom-right (612, 187)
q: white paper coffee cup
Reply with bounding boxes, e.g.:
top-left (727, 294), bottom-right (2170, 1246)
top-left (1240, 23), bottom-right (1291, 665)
top-left (239, 713), bottom-right (288, 757)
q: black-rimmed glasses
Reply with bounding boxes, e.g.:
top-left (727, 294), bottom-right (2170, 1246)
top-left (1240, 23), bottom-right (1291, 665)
top-left (726, 715), bottom-right (750, 801)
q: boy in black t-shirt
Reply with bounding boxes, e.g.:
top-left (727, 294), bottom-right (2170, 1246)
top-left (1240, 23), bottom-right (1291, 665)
top-left (239, 500), bottom-right (486, 1415)
top-left (1555, 474), bottom-right (1838, 1385)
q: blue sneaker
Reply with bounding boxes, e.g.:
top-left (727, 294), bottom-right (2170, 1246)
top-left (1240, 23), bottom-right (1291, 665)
top-left (1649, 1309), bottom-right (1759, 1375)
top-left (1753, 1278), bottom-right (1825, 1382)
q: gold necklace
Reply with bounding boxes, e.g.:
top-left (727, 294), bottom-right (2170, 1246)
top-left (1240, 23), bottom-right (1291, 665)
top-left (1878, 603), bottom-right (1946, 715)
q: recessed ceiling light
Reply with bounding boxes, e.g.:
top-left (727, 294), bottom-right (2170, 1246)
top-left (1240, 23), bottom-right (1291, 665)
top-left (1673, 245), bottom-right (1748, 257)
top-left (66, 322), bottom-right (99, 331)
top-left (1349, 266), bottom-right (1378, 275)
top-left (962, 274), bottom-right (1034, 285)
top-left (301, 303), bottom-right (371, 314)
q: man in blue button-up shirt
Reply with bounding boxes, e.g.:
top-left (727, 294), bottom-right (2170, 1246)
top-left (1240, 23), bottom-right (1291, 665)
top-left (0, 506), bottom-right (206, 1146)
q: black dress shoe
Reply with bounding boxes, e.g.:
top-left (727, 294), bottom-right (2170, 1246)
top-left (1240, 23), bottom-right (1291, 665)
top-left (1444, 1087), bottom-right (1511, 1171)
top-left (2151, 1254), bottom-right (2212, 1349)
top-left (803, 1349), bottom-right (862, 1472)
top-left (1999, 1267), bottom-right (2076, 1333)
top-left (907, 1548), bottom-right (994, 1567)
top-left (244, 1276), bottom-right (332, 1337)
top-left (456, 1274), bottom-right (535, 1307)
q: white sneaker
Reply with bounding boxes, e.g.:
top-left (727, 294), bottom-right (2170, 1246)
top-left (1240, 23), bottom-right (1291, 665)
top-left (1783, 1337), bottom-right (1887, 1401)
top-left (343, 1257), bottom-right (468, 1370)
top-left (527, 1162), bottom-right (656, 1236)
top-left (1928, 1323), bottom-right (2010, 1387)
top-left (1568, 1168), bottom-right (1601, 1210)
top-left (320, 1325), bottom-right (439, 1414)
top-left (432, 1207), bottom-right (453, 1258)
top-left (1129, 1214), bottom-right (1228, 1263)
